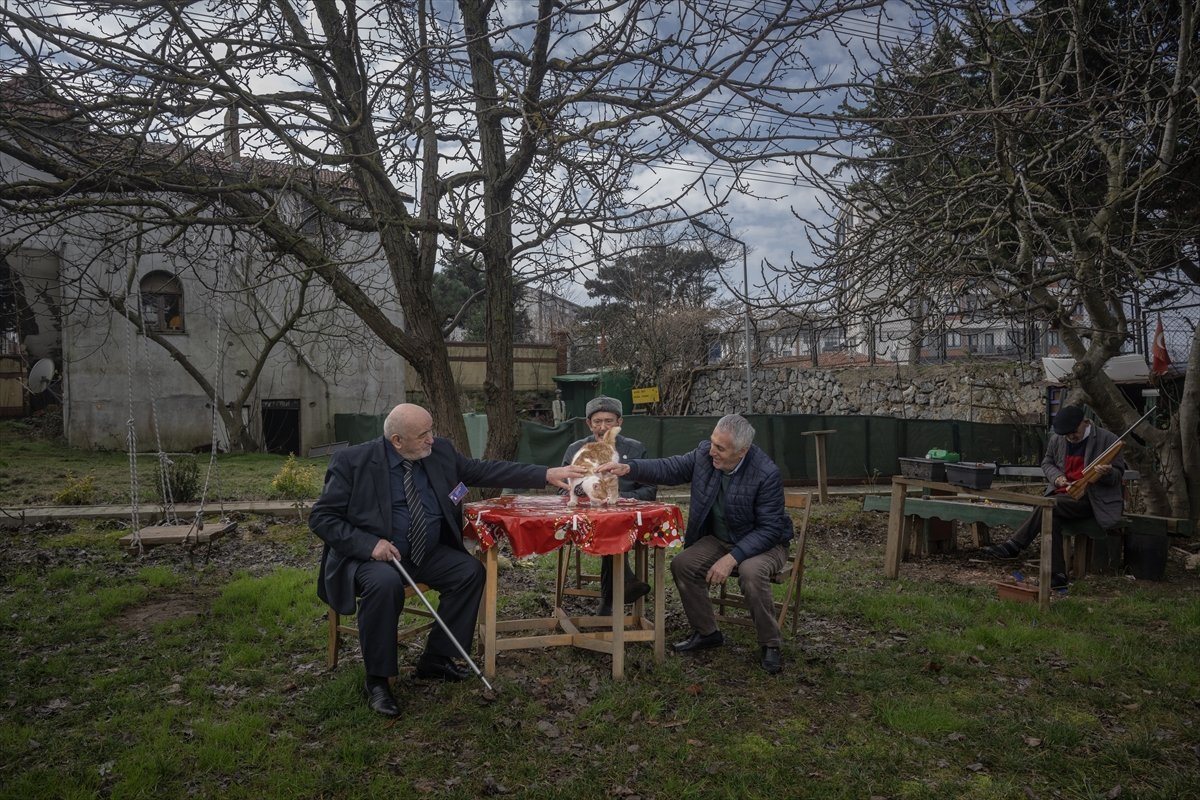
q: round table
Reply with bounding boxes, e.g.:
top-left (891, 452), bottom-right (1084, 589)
top-left (463, 495), bottom-right (683, 679)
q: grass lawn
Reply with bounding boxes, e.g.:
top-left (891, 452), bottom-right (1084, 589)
top-left (0, 420), bottom-right (326, 507)
top-left (2, 497), bottom-right (1198, 800)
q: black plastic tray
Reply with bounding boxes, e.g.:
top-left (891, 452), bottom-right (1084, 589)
top-left (945, 462), bottom-right (995, 490)
top-left (898, 457), bottom-right (947, 482)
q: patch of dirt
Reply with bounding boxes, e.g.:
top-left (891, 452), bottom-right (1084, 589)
top-left (112, 587), bottom-right (218, 630)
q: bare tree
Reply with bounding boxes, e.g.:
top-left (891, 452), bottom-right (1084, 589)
top-left (779, 0), bottom-right (1200, 518)
top-left (571, 236), bottom-right (733, 414)
top-left (1, 0), bottom-right (889, 456)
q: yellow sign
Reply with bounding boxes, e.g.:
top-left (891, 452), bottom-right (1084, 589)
top-left (631, 387), bottom-right (660, 405)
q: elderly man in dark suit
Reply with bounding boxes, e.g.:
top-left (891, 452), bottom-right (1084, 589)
top-left (309, 403), bottom-right (584, 717)
top-left (985, 405), bottom-right (1125, 590)
top-left (559, 395), bottom-right (658, 616)
top-left (599, 414), bottom-right (792, 674)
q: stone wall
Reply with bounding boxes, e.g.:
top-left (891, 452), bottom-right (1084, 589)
top-left (689, 362), bottom-right (1045, 424)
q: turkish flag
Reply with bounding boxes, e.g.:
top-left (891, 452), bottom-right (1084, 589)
top-left (1151, 317), bottom-right (1171, 374)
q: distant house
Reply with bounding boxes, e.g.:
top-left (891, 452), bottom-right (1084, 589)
top-left (1, 74), bottom-right (407, 452)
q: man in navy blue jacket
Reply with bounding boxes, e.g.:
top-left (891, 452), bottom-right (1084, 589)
top-left (310, 404), bottom-right (584, 717)
top-left (599, 414), bottom-right (793, 674)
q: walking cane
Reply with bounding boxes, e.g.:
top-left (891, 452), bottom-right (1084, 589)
top-left (390, 557), bottom-right (494, 692)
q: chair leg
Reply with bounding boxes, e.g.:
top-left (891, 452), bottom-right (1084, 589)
top-left (327, 608), bottom-right (340, 669)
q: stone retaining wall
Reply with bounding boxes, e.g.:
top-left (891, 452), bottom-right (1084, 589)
top-left (689, 362), bottom-right (1045, 424)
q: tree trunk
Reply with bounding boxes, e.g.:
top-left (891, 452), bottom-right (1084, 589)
top-left (460, 0), bottom-right (522, 462)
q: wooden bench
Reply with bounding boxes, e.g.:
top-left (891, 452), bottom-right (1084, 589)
top-left (863, 494), bottom-right (1191, 579)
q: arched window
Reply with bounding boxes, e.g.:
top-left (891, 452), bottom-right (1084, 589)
top-left (140, 272), bottom-right (184, 332)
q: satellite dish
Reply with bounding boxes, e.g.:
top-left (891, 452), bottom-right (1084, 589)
top-left (28, 359), bottom-right (55, 393)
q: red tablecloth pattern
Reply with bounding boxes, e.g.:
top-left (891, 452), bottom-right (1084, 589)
top-left (463, 496), bottom-right (684, 558)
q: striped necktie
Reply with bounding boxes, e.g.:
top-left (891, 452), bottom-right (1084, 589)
top-left (401, 460), bottom-right (428, 567)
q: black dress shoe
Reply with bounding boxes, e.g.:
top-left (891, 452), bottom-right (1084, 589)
top-left (415, 656), bottom-right (471, 682)
top-left (672, 630), bottom-right (723, 652)
top-left (595, 599), bottom-right (614, 617)
top-left (1051, 572), bottom-right (1070, 591)
top-left (363, 681), bottom-right (401, 717)
top-left (985, 540), bottom-right (1021, 560)
top-left (760, 646), bottom-right (782, 674)
top-left (624, 579), bottom-right (651, 604)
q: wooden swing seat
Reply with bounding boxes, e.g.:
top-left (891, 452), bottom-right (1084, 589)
top-left (119, 521), bottom-right (237, 556)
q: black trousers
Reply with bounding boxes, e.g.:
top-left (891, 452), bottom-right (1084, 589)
top-left (598, 553), bottom-right (638, 606)
top-left (1009, 495), bottom-right (1095, 574)
top-left (353, 543), bottom-right (485, 677)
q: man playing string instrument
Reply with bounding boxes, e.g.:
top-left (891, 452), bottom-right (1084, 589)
top-left (985, 405), bottom-right (1125, 590)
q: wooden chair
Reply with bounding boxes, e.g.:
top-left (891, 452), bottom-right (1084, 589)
top-left (326, 583), bottom-right (436, 669)
top-left (713, 491), bottom-right (812, 637)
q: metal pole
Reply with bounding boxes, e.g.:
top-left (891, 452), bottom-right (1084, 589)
top-left (390, 557), bottom-right (494, 692)
top-left (742, 240), bottom-right (751, 414)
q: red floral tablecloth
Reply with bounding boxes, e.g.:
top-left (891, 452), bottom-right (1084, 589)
top-left (463, 496), bottom-right (684, 558)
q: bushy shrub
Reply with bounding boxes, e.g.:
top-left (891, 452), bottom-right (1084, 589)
top-left (270, 454), bottom-right (321, 500)
top-left (54, 469), bottom-right (96, 505)
top-left (166, 455), bottom-right (201, 503)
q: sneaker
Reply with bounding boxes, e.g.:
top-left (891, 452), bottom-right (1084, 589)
top-left (985, 541), bottom-right (1022, 560)
top-left (1050, 572), bottom-right (1070, 591)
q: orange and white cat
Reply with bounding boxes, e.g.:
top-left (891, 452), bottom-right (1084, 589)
top-left (567, 426), bottom-right (621, 507)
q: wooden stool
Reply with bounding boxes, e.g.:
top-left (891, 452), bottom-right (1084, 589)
top-left (326, 583), bottom-right (435, 668)
top-left (713, 491), bottom-right (813, 636)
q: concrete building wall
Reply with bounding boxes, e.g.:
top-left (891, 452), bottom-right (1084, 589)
top-left (2, 149), bottom-right (405, 453)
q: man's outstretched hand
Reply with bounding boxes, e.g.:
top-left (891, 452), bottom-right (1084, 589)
top-left (546, 465), bottom-right (588, 490)
top-left (595, 461), bottom-right (631, 477)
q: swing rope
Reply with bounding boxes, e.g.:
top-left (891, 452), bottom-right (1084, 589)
top-left (123, 289), bottom-right (143, 556)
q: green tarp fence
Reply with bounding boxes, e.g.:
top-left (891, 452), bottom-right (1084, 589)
top-left (519, 414), bottom-right (1046, 479)
top-left (334, 412), bottom-right (1047, 479)
top-left (333, 413), bottom-right (490, 458)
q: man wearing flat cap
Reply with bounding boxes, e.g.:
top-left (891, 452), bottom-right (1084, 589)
top-left (985, 405), bottom-right (1125, 590)
top-left (559, 395), bottom-right (657, 615)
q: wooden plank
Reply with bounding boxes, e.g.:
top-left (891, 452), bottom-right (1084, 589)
top-left (495, 634), bottom-right (575, 650)
top-left (119, 521), bottom-right (236, 548)
top-left (866, 497), bottom-right (1032, 528)
top-left (578, 630), bottom-right (656, 643)
top-left (571, 635), bottom-right (615, 655)
top-left (612, 554), bottom-right (625, 679)
top-left (970, 522), bottom-right (991, 548)
top-left (492, 618), bottom-right (563, 632)
top-left (884, 480), bottom-right (907, 579)
top-left (892, 477), bottom-right (1056, 507)
top-left (654, 547), bottom-right (666, 663)
top-left (555, 608), bottom-right (581, 636)
top-left (563, 615), bottom-right (634, 628)
top-left (484, 547), bottom-right (498, 677)
top-left (784, 492), bottom-right (811, 509)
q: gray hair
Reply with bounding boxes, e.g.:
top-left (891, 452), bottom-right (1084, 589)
top-left (715, 414), bottom-right (755, 451)
top-left (383, 413), bottom-right (402, 440)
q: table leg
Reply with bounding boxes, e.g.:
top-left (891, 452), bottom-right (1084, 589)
top-left (611, 554), bottom-right (625, 679)
top-left (1039, 506), bottom-right (1053, 612)
top-left (653, 547), bottom-right (666, 664)
top-left (633, 543), bottom-right (647, 623)
top-left (815, 433), bottom-right (829, 504)
top-left (555, 546), bottom-right (568, 610)
top-left (884, 481), bottom-right (907, 579)
top-left (970, 522), bottom-right (990, 548)
top-left (1072, 535), bottom-right (1090, 580)
top-left (483, 546), bottom-right (498, 678)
